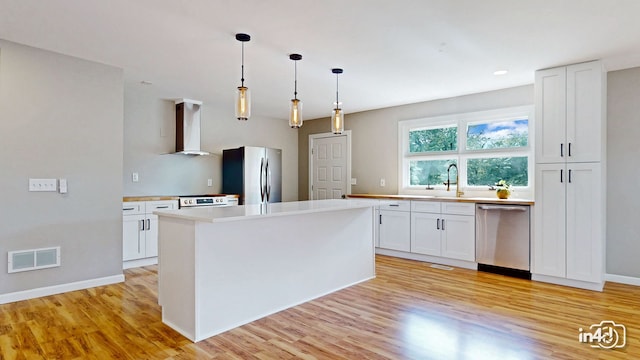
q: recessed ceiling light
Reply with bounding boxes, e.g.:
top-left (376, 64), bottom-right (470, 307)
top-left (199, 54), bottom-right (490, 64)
top-left (493, 70), bottom-right (508, 76)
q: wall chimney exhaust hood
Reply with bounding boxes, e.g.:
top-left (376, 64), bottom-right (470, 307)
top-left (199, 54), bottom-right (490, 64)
top-left (174, 99), bottom-right (210, 156)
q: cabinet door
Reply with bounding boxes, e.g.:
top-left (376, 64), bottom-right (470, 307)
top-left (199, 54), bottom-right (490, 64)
top-left (123, 214), bottom-right (145, 261)
top-left (533, 163), bottom-right (566, 277)
top-left (379, 210), bottom-right (410, 252)
top-left (145, 214), bottom-right (159, 257)
top-left (566, 61), bottom-right (603, 163)
top-left (566, 163), bottom-right (603, 282)
top-left (441, 214), bottom-right (475, 261)
top-left (411, 212), bottom-right (441, 256)
top-left (535, 66), bottom-right (567, 164)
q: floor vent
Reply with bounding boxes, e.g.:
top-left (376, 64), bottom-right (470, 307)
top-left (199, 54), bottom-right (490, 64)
top-left (8, 247), bottom-right (60, 273)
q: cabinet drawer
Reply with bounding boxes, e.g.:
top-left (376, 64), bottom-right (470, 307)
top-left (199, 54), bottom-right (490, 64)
top-left (441, 202), bottom-right (475, 216)
top-left (146, 200), bottom-right (178, 212)
top-left (411, 201), bottom-right (441, 213)
top-left (122, 201), bottom-right (145, 215)
top-left (379, 200), bottom-right (411, 211)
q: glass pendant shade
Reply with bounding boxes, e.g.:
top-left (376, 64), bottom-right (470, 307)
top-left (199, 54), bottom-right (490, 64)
top-left (289, 98), bottom-right (303, 128)
top-left (236, 86), bottom-right (250, 120)
top-left (235, 33), bottom-right (251, 121)
top-left (331, 107), bottom-right (344, 134)
top-left (330, 68), bottom-right (344, 134)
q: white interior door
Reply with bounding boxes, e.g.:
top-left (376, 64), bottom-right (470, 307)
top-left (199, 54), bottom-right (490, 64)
top-left (310, 132), bottom-right (350, 200)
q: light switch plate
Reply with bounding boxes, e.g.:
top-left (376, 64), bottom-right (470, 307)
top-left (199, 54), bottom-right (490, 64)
top-left (350, 178), bottom-right (357, 185)
top-left (29, 178), bottom-right (57, 192)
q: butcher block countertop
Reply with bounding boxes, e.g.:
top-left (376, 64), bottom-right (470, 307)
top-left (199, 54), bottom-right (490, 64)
top-left (123, 196), bottom-right (179, 202)
top-left (347, 194), bottom-right (534, 206)
top-left (123, 194), bottom-right (239, 202)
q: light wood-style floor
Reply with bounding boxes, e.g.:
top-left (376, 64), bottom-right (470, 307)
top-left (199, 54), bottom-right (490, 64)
top-left (0, 255), bottom-right (638, 359)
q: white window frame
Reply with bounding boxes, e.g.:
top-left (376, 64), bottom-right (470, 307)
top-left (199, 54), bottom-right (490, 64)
top-left (398, 105), bottom-right (534, 199)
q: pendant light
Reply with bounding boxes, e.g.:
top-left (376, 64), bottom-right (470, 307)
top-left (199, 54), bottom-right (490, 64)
top-left (331, 68), bottom-right (344, 134)
top-left (289, 54), bottom-right (303, 128)
top-left (235, 33), bottom-right (251, 121)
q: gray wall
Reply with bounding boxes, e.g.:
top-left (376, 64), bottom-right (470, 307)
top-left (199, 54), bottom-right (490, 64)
top-left (606, 67), bottom-right (640, 278)
top-left (0, 40), bottom-right (124, 294)
top-left (123, 79), bottom-right (299, 201)
top-left (300, 73), bottom-right (640, 279)
top-left (298, 85), bottom-right (534, 200)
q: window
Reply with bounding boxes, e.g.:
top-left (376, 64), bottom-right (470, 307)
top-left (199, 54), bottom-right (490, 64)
top-left (399, 106), bottom-right (533, 196)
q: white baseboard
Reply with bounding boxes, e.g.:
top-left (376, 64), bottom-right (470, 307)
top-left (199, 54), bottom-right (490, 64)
top-left (123, 256), bottom-right (158, 269)
top-left (605, 273), bottom-right (640, 286)
top-left (0, 274), bottom-right (125, 305)
top-left (375, 248), bottom-right (478, 270)
top-left (531, 274), bottom-right (604, 291)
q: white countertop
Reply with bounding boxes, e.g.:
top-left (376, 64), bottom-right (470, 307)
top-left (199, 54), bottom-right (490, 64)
top-left (153, 199), bottom-right (374, 223)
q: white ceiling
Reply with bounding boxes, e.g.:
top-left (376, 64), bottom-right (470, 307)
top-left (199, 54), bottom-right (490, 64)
top-left (2, 0), bottom-right (640, 120)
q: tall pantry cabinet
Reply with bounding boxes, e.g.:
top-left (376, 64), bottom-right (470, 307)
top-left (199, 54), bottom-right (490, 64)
top-left (533, 60), bottom-right (606, 291)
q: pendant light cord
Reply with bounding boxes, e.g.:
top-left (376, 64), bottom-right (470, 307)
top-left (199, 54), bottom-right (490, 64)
top-left (294, 60), bottom-right (298, 100)
top-left (241, 42), bottom-right (245, 87)
top-left (335, 73), bottom-right (340, 110)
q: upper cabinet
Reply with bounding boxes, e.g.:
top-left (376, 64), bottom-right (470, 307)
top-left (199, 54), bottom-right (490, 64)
top-left (535, 60), bottom-right (605, 163)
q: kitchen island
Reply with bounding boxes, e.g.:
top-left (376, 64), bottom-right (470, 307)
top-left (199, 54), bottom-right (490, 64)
top-left (154, 199), bottom-right (376, 342)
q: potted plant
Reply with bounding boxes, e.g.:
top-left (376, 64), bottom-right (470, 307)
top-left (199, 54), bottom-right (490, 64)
top-left (495, 180), bottom-right (511, 199)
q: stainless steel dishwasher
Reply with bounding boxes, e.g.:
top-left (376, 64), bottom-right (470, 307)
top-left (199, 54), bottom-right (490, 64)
top-left (476, 204), bottom-right (531, 279)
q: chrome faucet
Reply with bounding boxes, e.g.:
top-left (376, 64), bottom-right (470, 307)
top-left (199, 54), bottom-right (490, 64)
top-left (444, 163), bottom-right (464, 198)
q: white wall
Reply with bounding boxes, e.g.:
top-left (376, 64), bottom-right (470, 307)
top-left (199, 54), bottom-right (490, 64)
top-left (123, 84), bottom-right (299, 201)
top-left (0, 40), bottom-right (124, 294)
top-left (606, 67), bottom-right (640, 278)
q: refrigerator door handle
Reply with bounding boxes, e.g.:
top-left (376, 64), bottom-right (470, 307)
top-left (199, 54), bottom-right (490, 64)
top-left (266, 159), bottom-right (271, 202)
top-left (260, 157), bottom-right (266, 202)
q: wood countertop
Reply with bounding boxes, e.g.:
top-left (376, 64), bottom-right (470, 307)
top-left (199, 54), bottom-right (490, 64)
top-left (123, 194), bottom-right (239, 202)
top-left (347, 194), bottom-right (534, 205)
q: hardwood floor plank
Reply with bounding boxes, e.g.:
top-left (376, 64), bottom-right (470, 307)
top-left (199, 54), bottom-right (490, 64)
top-left (1, 255), bottom-right (639, 359)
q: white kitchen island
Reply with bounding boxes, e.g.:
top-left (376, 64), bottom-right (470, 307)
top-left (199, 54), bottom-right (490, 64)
top-left (154, 199), bottom-right (376, 342)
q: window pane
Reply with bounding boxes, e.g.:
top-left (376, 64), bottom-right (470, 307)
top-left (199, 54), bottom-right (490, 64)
top-left (466, 119), bottom-right (528, 150)
top-left (409, 126), bottom-right (457, 153)
top-left (410, 159), bottom-right (456, 186)
top-left (467, 157), bottom-right (528, 186)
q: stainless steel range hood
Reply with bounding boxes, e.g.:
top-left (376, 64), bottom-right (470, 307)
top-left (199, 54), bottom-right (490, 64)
top-left (174, 99), bottom-right (210, 156)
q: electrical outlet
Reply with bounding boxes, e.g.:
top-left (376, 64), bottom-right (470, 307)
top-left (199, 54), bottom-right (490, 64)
top-left (132, 172), bottom-right (139, 182)
top-left (207, 178), bottom-right (213, 187)
top-left (380, 178), bottom-right (386, 187)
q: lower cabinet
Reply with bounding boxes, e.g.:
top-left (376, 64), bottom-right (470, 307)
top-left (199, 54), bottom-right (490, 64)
top-left (122, 200), bottom-right (177, 268)
top-left (410, 202), bottom-right (475, 262)
top-left (379, 206), bottom-right (411, 251)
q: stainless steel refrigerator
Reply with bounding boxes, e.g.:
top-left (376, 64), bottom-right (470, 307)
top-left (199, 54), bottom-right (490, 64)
top-left (222, 146), bottom-right (282, 205)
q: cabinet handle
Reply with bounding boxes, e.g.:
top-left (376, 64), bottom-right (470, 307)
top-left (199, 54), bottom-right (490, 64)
top-left (568, 143), bottom-right (572, 157)
top-left (437, 218), bottom-right (440, 230)
top-left (155, 205), bottom-right (169, 209)
top-left (560, 143), bottom-right (564, 157)
top-left (139, 220), bottom-right (145, 231)
top-left (568, 169), bottom-right (572, 183)
top-left (146, 219), bottom-right (150, 230)
top-left (389, 204), bottom-right (399, 207)
top-left (560, 169), bottom-right (563, 183)
top-left (379, 214), bottom-right (382, 225)
top-left (123, 207), bottom-right (135, 211)
top-left (441, 219), bottom-right (445, 231)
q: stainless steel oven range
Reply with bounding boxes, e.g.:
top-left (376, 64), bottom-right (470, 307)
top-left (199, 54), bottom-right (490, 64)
top-left (178, 195), bottom-right (234, 209)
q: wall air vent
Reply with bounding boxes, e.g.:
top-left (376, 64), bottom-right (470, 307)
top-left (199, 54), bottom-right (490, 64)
top-left (8, 247), bottom-right (60, 273)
